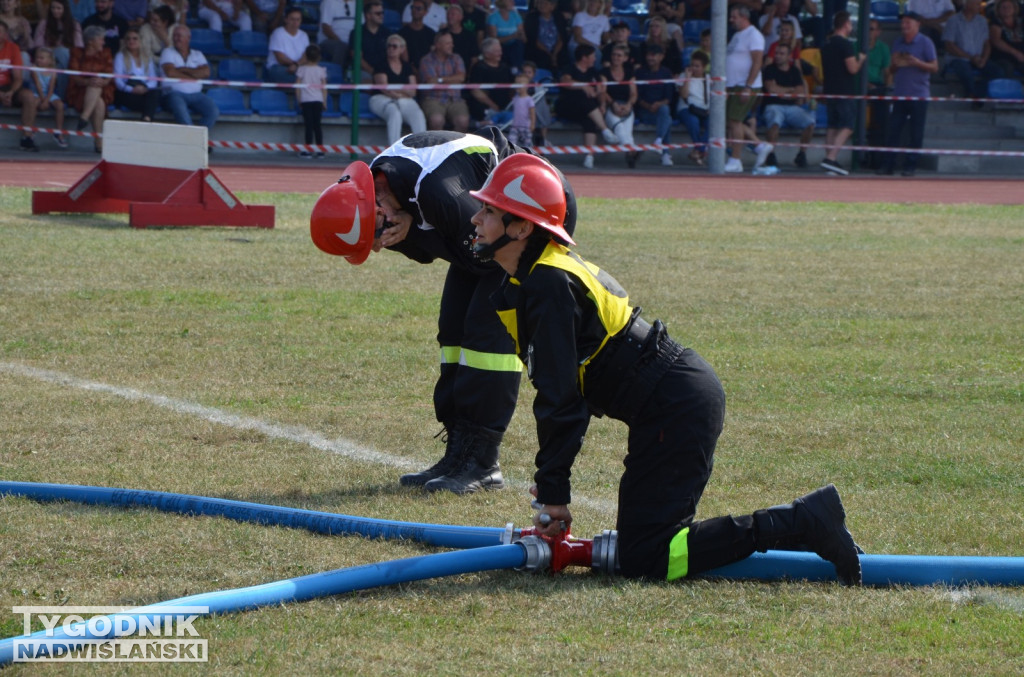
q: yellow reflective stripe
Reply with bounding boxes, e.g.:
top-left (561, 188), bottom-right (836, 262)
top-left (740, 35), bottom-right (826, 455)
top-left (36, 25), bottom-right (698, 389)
top-left (439, 346), bottom-right (523, 372)
top-left (463, 145), bottom-right (495, 155)
top-left (440, 346), bottom-right (462, 363)
top-left (666, 527), bottom-right (690, 581)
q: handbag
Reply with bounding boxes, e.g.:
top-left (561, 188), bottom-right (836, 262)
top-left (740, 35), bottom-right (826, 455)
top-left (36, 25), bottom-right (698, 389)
top-left (688, 104), bottom-right (709, 120)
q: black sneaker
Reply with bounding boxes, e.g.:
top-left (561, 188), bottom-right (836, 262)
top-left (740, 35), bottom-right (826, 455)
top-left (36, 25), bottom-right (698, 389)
top-left (20, 137), bottom-right (39, 152)
top-left (820, 158), bottom-right (848, 175)
top-left (794, 150), bottom-right (807, 168)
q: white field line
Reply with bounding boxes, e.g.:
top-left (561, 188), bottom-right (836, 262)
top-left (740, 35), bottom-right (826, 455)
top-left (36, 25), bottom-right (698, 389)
top-left (1, 361), bottom-right (617, 515)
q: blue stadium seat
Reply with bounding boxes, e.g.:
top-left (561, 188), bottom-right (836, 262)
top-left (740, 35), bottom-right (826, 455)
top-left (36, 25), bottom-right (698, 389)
top-left (322, 94), bottom-right (342, 118)
top-left (323, 62), bottom-right (345, 84)
top-left (218, 58), bottom-right (258, 82)
top-left (189, 28), bottom-right (231, 56)
top-left (230, 30), bottom-right (269, 57)
top-left (383, 8), bottom-right (401, 32)
top-left (683, 19), bottom-right (710, 45)
top-left (206, 87), bottom-right (252, 115)
top-left (532, 67), bottom-right (553, 83)
top-left (251, 89), bottom-right (297, 115)
top-left (988, 78), bottom-right (1024, 100)
top-left (870, 1), bottom-right (900, 23)
top-left (338, 91), bottom-right (377, 119)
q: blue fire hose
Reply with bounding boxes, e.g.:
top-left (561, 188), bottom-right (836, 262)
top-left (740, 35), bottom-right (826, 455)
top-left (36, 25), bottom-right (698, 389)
top-left (2, 480), bottom-right (1023, 667)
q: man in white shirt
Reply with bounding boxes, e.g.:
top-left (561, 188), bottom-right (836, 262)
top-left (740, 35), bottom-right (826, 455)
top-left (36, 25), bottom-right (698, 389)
top-left (267, 6), bottom-right (310, 83)
top-left (725, 5), bottom-right (773, 173)
top-left (401, 0), bottom-right (446, 31)
top-left (160, 25), bottom-right (219, 134)
top-left (319, 0), bottom-right (357, 69)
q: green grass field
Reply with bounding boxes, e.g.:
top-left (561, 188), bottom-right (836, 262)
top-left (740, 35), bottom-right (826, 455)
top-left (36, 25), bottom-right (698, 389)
top-left (1, 186), bottom-right (1022, 675)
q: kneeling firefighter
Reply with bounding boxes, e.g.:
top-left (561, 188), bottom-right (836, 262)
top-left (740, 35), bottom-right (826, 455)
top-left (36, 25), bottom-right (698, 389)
top-left (467, 153), bottom-right (862, 584)
top-left (310, 128), bottom-right (577, 495)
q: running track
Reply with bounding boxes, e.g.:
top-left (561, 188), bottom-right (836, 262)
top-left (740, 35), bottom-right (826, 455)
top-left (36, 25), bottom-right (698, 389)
top-left (3, 158), bottom-right (1022, 205)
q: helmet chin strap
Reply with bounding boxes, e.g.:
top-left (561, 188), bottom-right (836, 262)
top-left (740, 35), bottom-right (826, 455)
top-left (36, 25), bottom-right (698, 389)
top-left (471, 213), bottom-right (517, 262)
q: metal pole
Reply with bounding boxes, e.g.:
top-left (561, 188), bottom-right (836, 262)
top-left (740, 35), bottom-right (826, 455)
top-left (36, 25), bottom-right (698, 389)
top-left (708, 0), bottom-right (729, 174)
top-left (350, 0), bottom-right (365, 159)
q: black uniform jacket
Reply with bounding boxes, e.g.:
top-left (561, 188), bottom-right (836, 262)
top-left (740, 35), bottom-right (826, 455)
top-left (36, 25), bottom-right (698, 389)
top-left (369, 127), bottom-right (577, 275)
top-left (493, 239), bottom-right (635, 506)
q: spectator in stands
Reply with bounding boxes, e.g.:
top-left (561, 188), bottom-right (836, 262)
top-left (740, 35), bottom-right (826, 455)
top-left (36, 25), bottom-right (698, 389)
top-left (989, 0), bottom-right (1024, 77)
top-left (25, 46), bottom-right (68, 147)
top-left (555, 43), bottom-right (619, 168)
top-left (759, 0), bottom-right (803, 51)
top-left (32, 0), bottom-right (82, 71)
top-left (487, 0), bottom-right (525, 72)
top-left (318, 0), bottom-right (355, 71)
top-left (81, 0), bottom-right (128, 53)
top-left (419, 28), bottom-right (469, 131)
top-left (762, 41), bottom-right (815, 168)
top-left (245, 0), bottom-right (284, 33)
top-left (69, 0), bottom-right (94, 23)
top-left (640, 16), bottom-right (683, 75)
top-left (466, 36), bottom-right (513, 125)
top-left (369, 34), bottom-right (426, 142)
top-left (296, 43), bottom-right (326, 157)
top-left (160, 24), bottom-right (219, 135)
top-left (506, 71), bottom-right (535, 145)
top-left (444, 3), bottom-right (477, 69)
top-left (457, 0), bottom-right (487, 50)
top-left (0, 19), bottom-right (40, 151)
top-left (113, 27), bottom-right (159, 120)
top-left (139, 4), bottom-right (174, 60)
top-left (676, 49), bottom-right (710, 165)
top-left (635, 43), bottom-right (675, 166)
top-left (601, 19), bottom-right (638, 67)
top-left (399, 0), bottom-right (435, 75)
top-left (524, 0), bottom-right (566, 72)
top-left (0, 0), bottom-right (32, 57)
top-left (600, 41), bottom-right (638, 167)
top-left (765, 15), bottom-right (801, 63)
top-left (67, 24), bottom-right (114, 151)
top-left (693, 26), bottom-right (711, 66)
top-left (877, 11), bottom-right (938, 176)
top-left (906, 0), bottom-right (955, 47)
top-left (266, 6), bottom-right (308, 83)
top-left (820, 10), bottom-right (864, 175)
top-left (649, 0), bottom-right (685, 49)
top-left (113, 0), bottom-right (147, 30)
top-left (866, 18), bottom-right (892, 168)
top-left (725, 4), bottom-right (772, 173)
top-left (198, 0), bottom-right (252, 34)
top-left (349, 0), bottom-right (389, 83)
top-left (402, 0), bottom-right (444, 31)
top-left (943, 0), bottom-right (1002, 105)
top-left (570, 0), bottom-right (610, 55)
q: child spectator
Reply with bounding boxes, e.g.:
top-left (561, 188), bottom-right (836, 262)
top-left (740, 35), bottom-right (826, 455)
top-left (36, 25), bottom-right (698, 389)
top-left (676, 49), bottom-right (709, 165)
top-left (520, 60), bottom-right (550, 146)
top-left (507, 71), bottom-right (535, 147)
top-left (295, 43), bottom-right (327, 158)
top-left (27, 46), bottom-right (68, 147)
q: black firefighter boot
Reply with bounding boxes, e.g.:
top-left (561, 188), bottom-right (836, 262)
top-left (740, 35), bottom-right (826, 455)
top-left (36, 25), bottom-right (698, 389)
top-left (422, 423), bottom-right (505, 495)
top-left (753, 484), bottom-right (863, 586)
top-left (399, 424), bottom-right (463, 487)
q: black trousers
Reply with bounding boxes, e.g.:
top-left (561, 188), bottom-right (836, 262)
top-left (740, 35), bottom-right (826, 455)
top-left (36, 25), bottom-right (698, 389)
top-left (301, 101), bottom-right (324, 145)
top-left (114, 88), bottom-right (160, 121)
top-left (433, 264), bottom-right (521, 434)
top-left (615, 346), bottom-right (733, 579)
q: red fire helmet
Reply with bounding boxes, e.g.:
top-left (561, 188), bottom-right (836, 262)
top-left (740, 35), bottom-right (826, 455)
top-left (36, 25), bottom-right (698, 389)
top-left (309, 161), bottom-right (377, 265)
top-left (469, 154), bottom-right (575, 246)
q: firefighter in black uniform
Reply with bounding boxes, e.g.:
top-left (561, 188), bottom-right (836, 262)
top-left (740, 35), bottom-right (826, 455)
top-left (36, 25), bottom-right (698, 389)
top-left (310, 128), bottom-right (577, 495)
top-left (468, 153), bottom-right (862, 584)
